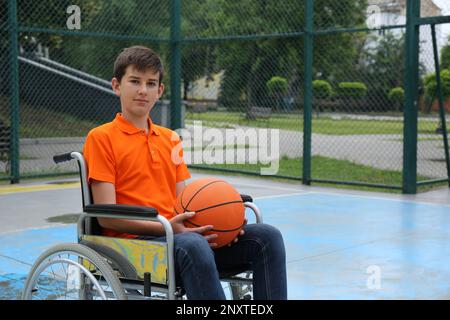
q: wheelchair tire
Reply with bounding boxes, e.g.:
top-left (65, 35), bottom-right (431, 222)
top-left (22, 243), bottom-right (127, 300)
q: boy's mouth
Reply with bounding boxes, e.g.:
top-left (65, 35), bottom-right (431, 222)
top-left (134, 99), bottom-right (148, 104)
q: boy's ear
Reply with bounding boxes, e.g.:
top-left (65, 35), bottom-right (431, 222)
top-left (111, 77), bottom-right (121, 96)
top-left (158, 83), bottom-right (165, 98)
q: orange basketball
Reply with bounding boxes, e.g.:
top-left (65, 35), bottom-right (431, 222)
top-left (174, 177), bottom-right (245, 248)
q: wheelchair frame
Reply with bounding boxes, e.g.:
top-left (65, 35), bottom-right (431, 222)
top-left (22, 151), bottom-right (263, 300)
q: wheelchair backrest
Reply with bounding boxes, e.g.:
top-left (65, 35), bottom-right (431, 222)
top-left (71, 152), bottom-right (103, 236)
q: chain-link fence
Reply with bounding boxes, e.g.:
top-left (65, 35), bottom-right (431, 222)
top-left (417, 23), bottom-right (448, 184)
top-left (1, 0), bottom-right (173, 178)
top-left (1, 0), bottom-right (449, 193)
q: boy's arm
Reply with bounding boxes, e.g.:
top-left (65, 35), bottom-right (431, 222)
top-left (91, 179), bottom-right (166, 236)
top-left (176, 180), bottom-right (186, 196)
top-left (91, 179), bottom-right (216, 243)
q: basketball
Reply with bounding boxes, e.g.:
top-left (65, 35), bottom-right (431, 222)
top-left (174, 177), bottom-right (245, 248)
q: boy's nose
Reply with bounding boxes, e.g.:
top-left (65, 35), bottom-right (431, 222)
top-left (138, 84), bottom-right (148, 95)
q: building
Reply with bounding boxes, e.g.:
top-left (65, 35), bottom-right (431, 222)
top-left (367, 0), bottom-right (444, 72)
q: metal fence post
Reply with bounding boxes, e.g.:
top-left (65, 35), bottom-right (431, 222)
top-left (403, 0), bottom-right (420, 194)
top-left (8, 0), bottom-right (20, 184)
top-left (302, 0), bottom-right (314, 185)
top-left (431, 24), bottom-right (450, 186)
top-left (170, 0), bottom-right (182, 130)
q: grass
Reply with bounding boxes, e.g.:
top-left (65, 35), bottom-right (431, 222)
top-left (187, 111), bottom-right (447, 135)
top-left (1, 96), bottom-right (445, 137)
top-left (193, 155), bottom-right (432, 189)
top-left (0, 156), bottom-right (441, 194)
top-left (0, 96), bottom-right (100, 138)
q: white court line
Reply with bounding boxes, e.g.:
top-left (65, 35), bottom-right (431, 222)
top-left (254, 192), bottom-right (313, 200)
top-left (232, 181), bottom-right (304, 192)
top-left (0, 224), bottom-right (73, 237)
top-left (249, 188), bottom-right (450, 207)
top-left (296, 191), bottom-right (450, 208)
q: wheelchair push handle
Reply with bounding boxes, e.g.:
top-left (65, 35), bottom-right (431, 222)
top-left (53, 152), bottom-right (75, 164)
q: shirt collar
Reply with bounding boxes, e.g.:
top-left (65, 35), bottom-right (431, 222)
top-left (113, 113), bottom-right (160, 136)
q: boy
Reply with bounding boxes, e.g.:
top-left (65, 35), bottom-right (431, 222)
top-left (83, 46), bottom-right (287, 299)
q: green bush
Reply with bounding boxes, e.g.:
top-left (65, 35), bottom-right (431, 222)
top-left (338, 82), bottom-right (368, 98)
top-left (442, 39), bottom-right (450, 70)
top-left (388, 87), bottom-right (404, 102)
top-left (424, 69), bottom-right (450, 100)
top-left (266, 76), bottom-right (288, 94)
top-left (313, 80), bottom-right (334, 99)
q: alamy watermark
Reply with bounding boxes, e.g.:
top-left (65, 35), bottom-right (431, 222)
top-left (66, 5), bottom-right (81, 30)
top-left (366, 265), bottom-right (381, 290)
top-left (366, 5), bottom-right (382, 29)
top-left (171, 121), bottom-right (280, 176)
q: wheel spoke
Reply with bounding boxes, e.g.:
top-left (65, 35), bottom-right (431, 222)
top-left (23, 245), bottom-right (125, 300)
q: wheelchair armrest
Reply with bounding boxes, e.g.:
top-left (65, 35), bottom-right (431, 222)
top-left (240, 195), bottom-right (262, 223)
top-left (85, 204), bottom-right (158, 218)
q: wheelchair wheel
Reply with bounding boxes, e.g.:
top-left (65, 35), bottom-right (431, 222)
top-left (229, 272), bottom-right (253, 300)
top-left (22, 243), bottom-right (127, 300)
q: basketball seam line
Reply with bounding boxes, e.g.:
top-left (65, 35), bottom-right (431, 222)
top-left (184, 220), bottom-right (246, 232)
top-left (176, 200), bottom-right (243, 215)
top-left (182, 180), bottom-right (227, 212)
top-left (194, 200), bottom-right (243, 213)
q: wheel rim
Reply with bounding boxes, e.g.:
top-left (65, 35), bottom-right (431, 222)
top-left (24, 251), bottom-right (120, 300)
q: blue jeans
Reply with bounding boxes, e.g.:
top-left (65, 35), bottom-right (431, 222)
top-left (168, 223), bottom-right (287, 300)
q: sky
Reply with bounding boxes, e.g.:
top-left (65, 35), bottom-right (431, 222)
top-left (433, 0), bottom-right (450, 43)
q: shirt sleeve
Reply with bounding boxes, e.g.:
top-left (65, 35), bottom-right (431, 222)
top-left (176, 160), bottom-right (191, 182)
top-left (83, 129), bottom-right (116, 185)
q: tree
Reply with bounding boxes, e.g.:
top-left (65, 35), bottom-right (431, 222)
top-left (441, 36), bottom-right (450, 71)
top-left (359, 32), bottom-right (405, 112)
top-left (267, 76), bottom-right (288, 110)
top-left (57, 0), bottom-right (170, 80)
top-left (180, 0), bottom-right (217, 100)
top-left (210, 0), bottom-right (368, 111)
top-left (388, 87), bottom-right (404, 111)
top-left (1, 0), bottom-right (371, 114)
top-left (313, 80), bottom-right (334, 114)
top-left (424, 69), bottom-right (450, 101)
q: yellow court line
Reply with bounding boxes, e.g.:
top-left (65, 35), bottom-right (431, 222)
top-left (0, 182), bottom-right (80, 195)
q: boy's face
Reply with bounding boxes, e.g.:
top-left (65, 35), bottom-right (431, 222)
top-left (112, 65), bottom-right (164, 119)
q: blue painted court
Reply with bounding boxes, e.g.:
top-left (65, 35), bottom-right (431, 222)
top-left (1, 190), bottom-right (450, 300)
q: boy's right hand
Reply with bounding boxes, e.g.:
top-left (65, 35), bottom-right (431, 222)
top-left (170, 211), bottom-right (218, 248)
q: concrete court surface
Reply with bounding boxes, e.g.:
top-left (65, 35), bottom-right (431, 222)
top-left (1, 172), bottom-right (450, 299)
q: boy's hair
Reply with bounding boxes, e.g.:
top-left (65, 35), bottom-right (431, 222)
top-left (113, 46), bottom-right (164, 84)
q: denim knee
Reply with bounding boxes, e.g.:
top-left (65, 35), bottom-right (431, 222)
top-left (174, 232), bottom-right (214, 263)
top-left (244, 223), bottom-right (285, 251)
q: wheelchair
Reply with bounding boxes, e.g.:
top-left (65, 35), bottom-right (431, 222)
top-left (21, 151), bottom-right (263, 300)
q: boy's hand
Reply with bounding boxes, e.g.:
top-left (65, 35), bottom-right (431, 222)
top-left (227, 217), bottom-right (247, 247)
top-left (170, 211), bottom-right (218, 248)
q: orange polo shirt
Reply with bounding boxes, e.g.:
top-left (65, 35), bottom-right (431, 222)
top-left (83, 113), bottom-right (191, 238)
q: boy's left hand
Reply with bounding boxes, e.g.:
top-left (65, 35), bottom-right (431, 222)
top-left (228, 217), bottom-right (247, 247)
